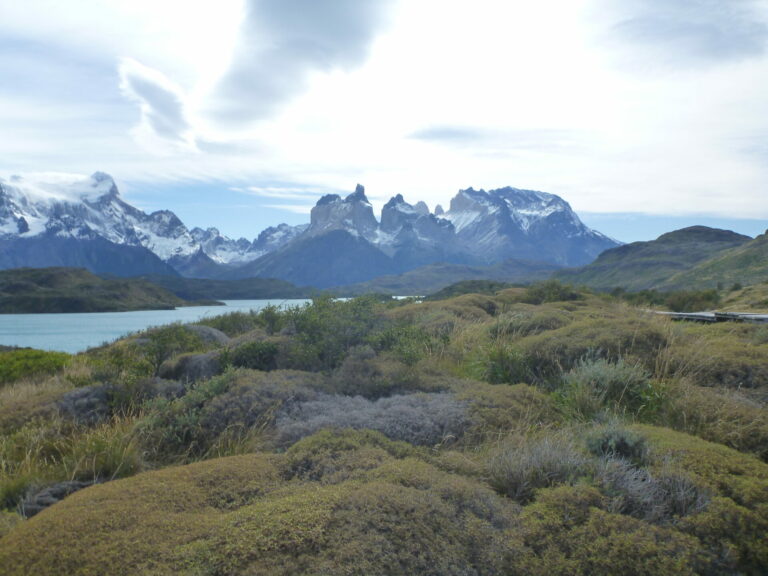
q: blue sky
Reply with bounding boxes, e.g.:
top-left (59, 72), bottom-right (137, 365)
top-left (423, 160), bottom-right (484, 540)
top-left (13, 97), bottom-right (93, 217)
top-left (1, 0), bottom-right (767, 243)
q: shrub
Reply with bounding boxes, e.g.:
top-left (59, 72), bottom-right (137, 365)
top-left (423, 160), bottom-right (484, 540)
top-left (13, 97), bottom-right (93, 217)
top-left (456, 382), bottom-right (559, 442)
top-left (559, 357), bottom-right (655, 420)
top-left (488, 307), bottom-right (571, 339)
top-left (158, 351), bottom-right (223, 383)
top-left (281, 429), bottom-right (416, 483)
top-left (228, 340), bottom-right (279, 371)
top-left (195, 309), bottom-right (271, 337)
top-left (0, 349), bottom-right (71, 385)
top-left (141, 324), bottom-right (205, 374)
top-left (475, 341), bottom-right (531, 384)
top-left (0, 379), bottom-right (66, 434)
top-left (369, 324), bottom-right (435, 366)
top-left (656, 382), bottom-right (768, 461)
top-left (136, 371), bottom-right (236, 462)
top-left (664, 289), bottom-right (720, 312)
top-left (486, 433), bottom-right (592, 503)
top-left (0, 415), bottom-right (143, 512)
top-left (518, 315), bottom-right (669, 385)
top-left (518, 490), bottom-right (716, 575)
top-left (282, 295), bottom-right (389, 371)
top-left (596, 457), bottom-right (708, 523)
top-left (275, 392), bottom-right (471, 448)
top-left (199, 371), bottom-right (321, 439)
top-left (522, 280), bottom-right (581, 305)
top-left (84, 341), bottom-right (154, 388)
top-left (586, 421), bottom-right (650, 465)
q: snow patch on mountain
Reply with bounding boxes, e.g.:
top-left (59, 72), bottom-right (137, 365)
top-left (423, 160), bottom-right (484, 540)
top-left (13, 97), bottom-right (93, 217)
top-left (0, 172), bottom-right (293, 269)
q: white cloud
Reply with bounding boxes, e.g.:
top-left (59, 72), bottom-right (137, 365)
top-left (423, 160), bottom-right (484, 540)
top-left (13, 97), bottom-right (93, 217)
top-left (262, 203), bottom-right (314, 215)
top-left (1, 0), bottom-right (768, 239)
top-left (118, 58), bottom-right (196, 151)
top-left (206, 0), bottom-right (395, 128)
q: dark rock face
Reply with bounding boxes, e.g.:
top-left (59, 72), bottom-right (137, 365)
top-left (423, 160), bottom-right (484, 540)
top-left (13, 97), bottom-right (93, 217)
top-left (307, 185), bottom-right (378, 240)
top-left (16, 216), bottom-right (29, 234)
top-left (22, 480), bottom-right (96, 517)
top-left (230, 229), bottom-right (398, 288)
top-left (0, 234), bottom-right (179, 278)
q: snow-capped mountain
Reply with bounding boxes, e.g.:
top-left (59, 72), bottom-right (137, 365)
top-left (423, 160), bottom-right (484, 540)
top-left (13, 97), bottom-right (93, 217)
top-left (230, 184), bottom-right (619, 287)
top-left (0, 172), bottom-right (619, 286)
top-left (0, 173), bottom-right (301, 276)
top-left (307, 184), bottom-right (379, 241)
top-left (442, 187), bottom-right (616, 266)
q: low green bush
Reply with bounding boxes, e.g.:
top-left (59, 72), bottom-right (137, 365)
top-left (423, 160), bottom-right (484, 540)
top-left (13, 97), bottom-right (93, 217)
top-left (518, 487), bottom-right (717, 575)
top-left (559, 357), bottom-right (656, 420)
top-left (228, 340), bottom-right (280, 371)
top-left (0, 349), bottom-right (70, 385)
top-left (522, 280), bottom-right (581, 305)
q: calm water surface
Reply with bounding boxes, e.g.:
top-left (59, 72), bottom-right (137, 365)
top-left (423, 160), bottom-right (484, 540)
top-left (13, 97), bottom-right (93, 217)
top-left (0, 299), bottom-right (309, 353)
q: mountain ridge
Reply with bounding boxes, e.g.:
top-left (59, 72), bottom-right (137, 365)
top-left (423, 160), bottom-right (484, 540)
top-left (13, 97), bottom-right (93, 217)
top-left (1, 172), bottom-right (619, 287)
top-left (555, 226), bottom-right (755, 291)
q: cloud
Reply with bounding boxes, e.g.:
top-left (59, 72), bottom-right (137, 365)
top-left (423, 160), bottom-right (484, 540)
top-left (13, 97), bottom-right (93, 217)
top-left (208, 0), bottom-right (393, 127)
top-left (262, 203), bottom-right (314, 214)
top-left (409, 126), bottom-right (587, 152)
top-left (241, 185), bottom-right (324, 200)
top-left (608, 0), bottom-right (768, 66)
top-left (118, 58), bottom-right (195, 147)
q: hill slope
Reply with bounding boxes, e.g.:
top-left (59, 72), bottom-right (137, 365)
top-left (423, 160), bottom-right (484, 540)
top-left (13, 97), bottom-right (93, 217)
top-left (555, 226), bottom-right (751, 290)
top-left (0, 267), bottom-right (215, 313)
top-left (661, 230), bottom-right (768, 290)
top-left (338, 258), bottom-right (560, 296)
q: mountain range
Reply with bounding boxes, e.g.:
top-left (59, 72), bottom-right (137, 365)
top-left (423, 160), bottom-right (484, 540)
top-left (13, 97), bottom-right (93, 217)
top-left (0, 172), bottom-right (618, 288)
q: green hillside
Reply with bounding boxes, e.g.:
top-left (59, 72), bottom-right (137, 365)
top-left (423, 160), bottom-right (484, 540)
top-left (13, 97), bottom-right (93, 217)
top-left (556, 226), bottom-right (751, 291)
top-left (142, 274), bottom-right (314, 300)
top-left (1, 289), bottom-right (767, 573)
top-left (661, 230), bottom-right (768, 290)
top-left (0, 267), bottom-right (218, 313)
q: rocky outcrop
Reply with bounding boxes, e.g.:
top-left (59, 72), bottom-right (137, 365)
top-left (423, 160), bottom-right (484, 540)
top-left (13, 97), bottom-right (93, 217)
top-left (307, 184), bottom-right (378, 241)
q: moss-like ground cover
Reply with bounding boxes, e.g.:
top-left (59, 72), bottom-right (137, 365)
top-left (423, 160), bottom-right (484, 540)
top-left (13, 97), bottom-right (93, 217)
top-left (0, 285), bottom-right (767, 574)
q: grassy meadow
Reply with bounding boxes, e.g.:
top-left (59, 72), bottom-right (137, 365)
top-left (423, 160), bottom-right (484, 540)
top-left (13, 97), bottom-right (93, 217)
top-left (0, 283), bottom-right (767, 574)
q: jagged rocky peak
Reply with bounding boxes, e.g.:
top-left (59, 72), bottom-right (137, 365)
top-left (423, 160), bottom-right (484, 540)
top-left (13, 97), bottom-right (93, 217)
top-left (434, 204), bottom-right (444, 216)
top-left (448, 187), bottom-right (492, 213)
top-left (89, 172), bottom-right (119, 197)
top-left (441, 185), bottom-right (619, 266)
top-left (414, 201), bottom-right (429, 215)
top-left (346, 184), bottom-right (370, 204)
top-left (309, 184), bottom-right (378, 239)
top-left (316, 193), bottom-right (342, 206)
top-left (381, 193), bottom-right (432, 234)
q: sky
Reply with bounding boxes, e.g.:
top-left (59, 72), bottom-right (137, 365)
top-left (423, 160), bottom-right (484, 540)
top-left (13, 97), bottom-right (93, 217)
top-left (1, 0), bottom-right (767, 243)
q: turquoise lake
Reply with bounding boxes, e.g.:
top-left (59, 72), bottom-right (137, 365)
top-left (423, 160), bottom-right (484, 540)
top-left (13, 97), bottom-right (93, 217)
top-left (0, 299), bottom-right (309, 354)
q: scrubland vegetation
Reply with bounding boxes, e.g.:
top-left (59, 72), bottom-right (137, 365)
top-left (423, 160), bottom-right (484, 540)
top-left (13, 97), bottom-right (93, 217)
top-left (1, 282), bottom-right (767, 574)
